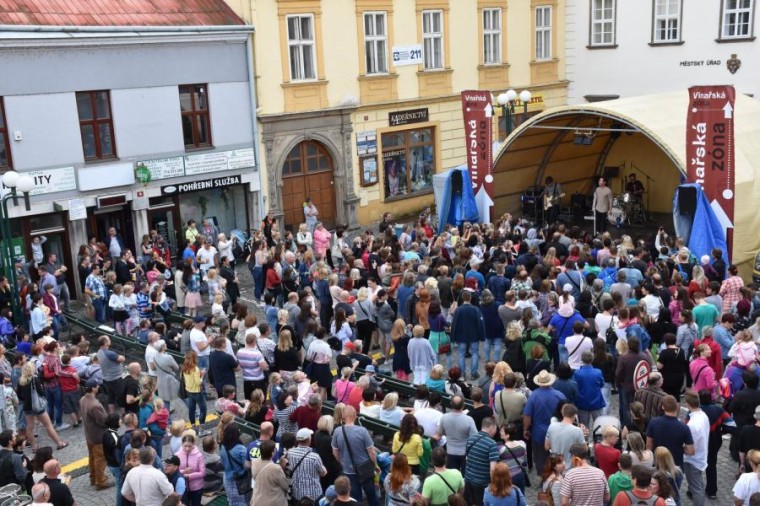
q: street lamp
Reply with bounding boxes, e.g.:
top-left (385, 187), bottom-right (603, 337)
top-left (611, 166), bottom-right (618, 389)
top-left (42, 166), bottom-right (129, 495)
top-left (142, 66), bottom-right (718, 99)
top-left (0, 170), bottom-right (35, 325)
top-left (496, 89), bottom-right (532, 139)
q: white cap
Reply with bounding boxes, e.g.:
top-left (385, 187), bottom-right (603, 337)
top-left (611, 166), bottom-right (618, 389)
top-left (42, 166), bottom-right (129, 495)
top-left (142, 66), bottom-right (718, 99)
top-left (296, 428), bottom-right (314, 440)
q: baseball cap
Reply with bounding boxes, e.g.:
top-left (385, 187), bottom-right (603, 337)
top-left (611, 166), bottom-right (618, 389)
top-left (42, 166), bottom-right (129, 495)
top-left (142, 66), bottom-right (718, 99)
top-left (85, 378), bottom-right (100, 389)
top-left (164, 456), bottom-right (180, 466)
top-left (296, 428), bottom-right (313, 440)
top-left (345, 342), bottom-right (356, 351)
top-left (193, 315), bottom-right (206, 324)
top-left (562, 283), bottom-right (573, 293)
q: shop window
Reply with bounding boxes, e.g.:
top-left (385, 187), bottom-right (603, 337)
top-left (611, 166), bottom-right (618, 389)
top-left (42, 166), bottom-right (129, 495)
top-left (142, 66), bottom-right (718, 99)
top-left (382, 128), bottom-right (435, 200)
top-left (179, 84), bottom-right (212, 149)
top-left (76, 90), bottom-right (116, 161)
top-left (0, 98), bottom-right (10, 169)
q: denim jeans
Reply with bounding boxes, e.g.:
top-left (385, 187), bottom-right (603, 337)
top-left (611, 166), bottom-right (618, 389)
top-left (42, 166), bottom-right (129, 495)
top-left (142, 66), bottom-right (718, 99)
top-left (92, 297), bottom-right (106, 323)
top-left (347, 473), bottom-right (379, 506)
top-left (197, 355), bottom-right (209, 392)
top-left (558, 344), bottom-right (569, 365)
top-left (108, 465), bottom-right (122, 506)
top-left (51, 314), bottom-right (61, 339)
top-left (185, 392), bottom-right (207, 425)
top-left (484, 337), bottom-right (502, 363)
top-left (684, 462), bottom-right (706, 506)
top-left (252, 266), bottom-right (264, 301)
top-left (457, 341), bottom-right (480, 377)
top-left (619, 389), bottom-right (634, 427)
top-left (601, 382), bottom-right (612, 415)
top-left (45, 385), bottom-right (63, 426)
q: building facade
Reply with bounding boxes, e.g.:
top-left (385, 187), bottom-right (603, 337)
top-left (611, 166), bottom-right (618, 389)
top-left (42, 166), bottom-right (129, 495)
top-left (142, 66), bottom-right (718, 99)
top-left (0, 1), bottom-right (259, 295)
top-left (227, 0), bottom-right (568, 231)
top-left (566, 0), bottom-right (759, 103)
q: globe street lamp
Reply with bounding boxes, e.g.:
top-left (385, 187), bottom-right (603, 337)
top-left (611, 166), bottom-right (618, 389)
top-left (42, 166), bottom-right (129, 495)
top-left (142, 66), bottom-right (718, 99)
top-left (496, 89), bottom-right (532, 139)
top-left (0, 170), bottom-right (35, 324)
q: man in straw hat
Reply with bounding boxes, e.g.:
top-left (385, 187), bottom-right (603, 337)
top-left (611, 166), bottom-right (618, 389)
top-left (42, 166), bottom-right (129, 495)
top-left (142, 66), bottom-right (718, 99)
top-left (523, 369), bottom-right (566, 476)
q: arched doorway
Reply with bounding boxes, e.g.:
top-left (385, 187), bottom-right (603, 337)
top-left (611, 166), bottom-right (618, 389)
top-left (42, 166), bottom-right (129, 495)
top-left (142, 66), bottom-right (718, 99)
top-left (281, 140), bottom-right (337, 231)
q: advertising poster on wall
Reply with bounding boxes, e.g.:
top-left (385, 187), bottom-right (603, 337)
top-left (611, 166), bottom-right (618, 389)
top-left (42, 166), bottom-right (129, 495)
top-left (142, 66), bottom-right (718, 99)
top-left (383, 149), bottom-right (406, 199)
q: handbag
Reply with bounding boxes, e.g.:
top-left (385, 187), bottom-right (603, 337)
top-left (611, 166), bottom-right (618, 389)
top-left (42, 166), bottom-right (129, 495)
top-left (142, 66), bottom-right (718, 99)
top-left (30, 379), bottom-right (47, 415)
top-left (341, 426), bottom-right (375, 484)
top-left (223, 445), bottom-right (252, 496)
top-left (438, 332), bottom-right (451, 354)
top-left (178, 373), bottom-right (187, 399)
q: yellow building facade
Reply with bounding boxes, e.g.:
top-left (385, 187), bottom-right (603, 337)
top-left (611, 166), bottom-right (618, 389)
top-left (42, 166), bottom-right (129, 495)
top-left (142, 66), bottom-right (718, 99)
top-left (227, 0), bottom-right (568, 230)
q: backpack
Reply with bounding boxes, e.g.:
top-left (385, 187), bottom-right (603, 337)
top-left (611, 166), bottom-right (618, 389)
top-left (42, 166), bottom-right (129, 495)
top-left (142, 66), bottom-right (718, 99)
top-left (536, 478), bottom-right (556, 505)
top-left (624, 490), bottom-right (659, 505)
top-left (605, 317), bottom-right (618, 346)
top-left (0, 450), bottom-right (17, 486)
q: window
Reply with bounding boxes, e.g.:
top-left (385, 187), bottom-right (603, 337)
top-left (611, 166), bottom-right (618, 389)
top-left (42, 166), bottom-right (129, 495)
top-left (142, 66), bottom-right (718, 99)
top-left (76, 91), bottom-right (116, 161)
top-left (422, 10), bottom-right (444, 70)
top-left (653, 0), bottom-right (681, 42)
top-left (721, 0), bottom-right (754, 39)
top-left (0, 98), bottom-right (10, 169)
top-left (483, 8), bottom-right (502, 64)
top-left (590, 0), bottom-right (616, 46)
top-left (364, 12), bottom-right (388, 74)
top-left (535, 5), bottom-right (552, 60)
top-left (179, 85), bottom-right (212, 149)
top-left (382, 128), bottom-right (435, 200)
top-left (287, 14), bottom-right (317, 80)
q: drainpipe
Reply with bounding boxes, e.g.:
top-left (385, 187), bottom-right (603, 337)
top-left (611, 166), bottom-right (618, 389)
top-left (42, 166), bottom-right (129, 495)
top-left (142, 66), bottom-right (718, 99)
top-left (245, 33), bottom-right (263, 226)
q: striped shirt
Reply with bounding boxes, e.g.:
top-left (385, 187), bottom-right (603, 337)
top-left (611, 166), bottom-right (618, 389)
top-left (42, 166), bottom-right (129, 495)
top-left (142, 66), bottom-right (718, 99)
top-left (274, 405), bottom-right (297, 439)
top-left (136, 292), bottom-right (152, 319)
top-left (236, 347), bottom-right (265, 381)
top-left (463, 432), bottom-right (499, 485)
top-left (559, 465), bottom-right (609, 506)
top-left (286, 447), bottom-right (325, 501)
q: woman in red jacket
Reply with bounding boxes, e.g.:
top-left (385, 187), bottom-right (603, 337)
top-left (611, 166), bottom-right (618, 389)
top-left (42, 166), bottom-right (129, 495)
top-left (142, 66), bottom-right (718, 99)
top-left (265, 259), bottom-right (282, 305)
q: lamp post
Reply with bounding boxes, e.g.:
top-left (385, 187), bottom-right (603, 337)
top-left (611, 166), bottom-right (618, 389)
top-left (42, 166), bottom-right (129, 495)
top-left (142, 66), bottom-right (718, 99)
top-left (0, 170), bottom-right (35, 325)
top-left (496, 89), bottom-right (533, 139)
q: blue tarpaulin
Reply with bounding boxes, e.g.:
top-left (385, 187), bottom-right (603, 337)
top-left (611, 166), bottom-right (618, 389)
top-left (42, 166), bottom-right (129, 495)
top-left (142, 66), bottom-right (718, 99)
top-left (432, 165), bottom-right (480, 234)
top-left (673, 183), bottom-right (728, 261)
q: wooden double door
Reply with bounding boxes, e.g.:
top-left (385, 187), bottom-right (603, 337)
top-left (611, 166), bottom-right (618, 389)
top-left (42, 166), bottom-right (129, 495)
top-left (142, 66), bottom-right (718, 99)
top-left (281, 141), bottom-right (337, 232)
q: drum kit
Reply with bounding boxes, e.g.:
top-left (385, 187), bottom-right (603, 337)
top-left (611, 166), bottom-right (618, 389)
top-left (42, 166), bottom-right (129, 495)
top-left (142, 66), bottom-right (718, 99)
top-left (609, 191), bottom-right (647, 226)
top-left (0, 484), bottom-right (31, 506)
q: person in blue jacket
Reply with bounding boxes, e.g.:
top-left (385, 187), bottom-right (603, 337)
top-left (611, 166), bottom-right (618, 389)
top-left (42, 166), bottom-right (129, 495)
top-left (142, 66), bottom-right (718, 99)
top-left (573, 351), bottom-right (606, 428)
top-left (451, 290), bottom-right (485, 381)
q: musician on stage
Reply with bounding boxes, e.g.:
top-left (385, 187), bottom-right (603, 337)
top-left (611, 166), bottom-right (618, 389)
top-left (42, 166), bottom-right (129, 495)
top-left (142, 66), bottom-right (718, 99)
top-left (594, 177), bottom-right (613, 234)
top-left (625, 173), bottom-right (645, 202)
top-left (543, 176), bottom-right (562, 224)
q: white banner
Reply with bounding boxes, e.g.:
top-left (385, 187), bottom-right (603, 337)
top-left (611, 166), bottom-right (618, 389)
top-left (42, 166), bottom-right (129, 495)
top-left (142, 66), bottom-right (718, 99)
top-left (392, 44), bottom-right (423, 66)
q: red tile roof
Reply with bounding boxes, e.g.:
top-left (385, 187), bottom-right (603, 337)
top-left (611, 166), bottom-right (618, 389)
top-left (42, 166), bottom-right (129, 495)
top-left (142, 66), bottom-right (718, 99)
top-left (0, 0), bottom-right (245, 26)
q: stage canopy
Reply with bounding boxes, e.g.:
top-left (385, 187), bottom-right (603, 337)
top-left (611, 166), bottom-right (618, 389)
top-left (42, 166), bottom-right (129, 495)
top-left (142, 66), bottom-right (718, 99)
top-left (492, 90), bottom-right (760, 274)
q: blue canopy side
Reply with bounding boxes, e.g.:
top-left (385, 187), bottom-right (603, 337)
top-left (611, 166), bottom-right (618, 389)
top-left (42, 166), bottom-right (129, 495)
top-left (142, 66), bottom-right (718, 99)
top-left (673, 183), bottom-right (727, 261)
top-left (436, 167), bottom-right (479, 233)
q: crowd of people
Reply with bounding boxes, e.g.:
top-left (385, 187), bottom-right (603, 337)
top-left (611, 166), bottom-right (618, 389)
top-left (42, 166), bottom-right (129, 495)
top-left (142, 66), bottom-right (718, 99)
top-left (0, 205), bottom-right (759, 506)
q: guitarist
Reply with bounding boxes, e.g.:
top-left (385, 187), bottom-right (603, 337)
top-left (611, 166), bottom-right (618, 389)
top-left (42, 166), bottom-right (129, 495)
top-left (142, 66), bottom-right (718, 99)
top-left (543, 176), bottom-right (563, 225)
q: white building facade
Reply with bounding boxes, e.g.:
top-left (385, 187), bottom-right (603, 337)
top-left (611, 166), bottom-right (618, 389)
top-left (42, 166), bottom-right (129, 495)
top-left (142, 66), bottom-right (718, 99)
top-left (566, 0), bottom-right (759, 103)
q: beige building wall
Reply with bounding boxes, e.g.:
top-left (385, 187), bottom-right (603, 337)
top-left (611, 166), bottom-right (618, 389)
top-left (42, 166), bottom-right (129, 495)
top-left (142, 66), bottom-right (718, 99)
top-left (226, 0), bottom-right (568, 229)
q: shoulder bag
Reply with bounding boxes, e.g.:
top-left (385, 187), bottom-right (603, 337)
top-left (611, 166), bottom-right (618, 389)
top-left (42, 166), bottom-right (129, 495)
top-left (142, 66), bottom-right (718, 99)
top-left (222, 445), bottom-right (252, 496)
top-left (30, 378), bottom-right (47, 415)
top-left (341, 426), bottom-right (375, 484)
top-left (504, 443), bottom-right (531, 487)
top-left (605, 317), bottom-right (618, 346)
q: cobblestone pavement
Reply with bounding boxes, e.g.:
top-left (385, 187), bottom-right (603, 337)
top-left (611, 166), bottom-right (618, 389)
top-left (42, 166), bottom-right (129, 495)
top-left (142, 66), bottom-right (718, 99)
top-left (54, 262), bottom-right (739, 505)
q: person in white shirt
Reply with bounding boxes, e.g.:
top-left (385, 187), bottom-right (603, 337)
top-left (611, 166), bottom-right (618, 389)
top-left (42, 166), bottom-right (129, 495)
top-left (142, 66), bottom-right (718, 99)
top-left (414, 392), bottom-right (444, 438)
top-left (216, 233), bottom-right (235, 265)
top-left (190, 316), bottom-right (211, 389)
top-left (195, 241), bottom-right (218, 277)
top-left (684, 389), bottom-right (709, 506)
top-left (144, 332), bottom-right (160, 379)
top-left (564, 322), bottom-right (594, 370)
top-left (594, 299), bottom-right (618, 343)
top-left (641, 283), bottom-right (663, 322)
top-left (121, 447), bottom-right (176, 506)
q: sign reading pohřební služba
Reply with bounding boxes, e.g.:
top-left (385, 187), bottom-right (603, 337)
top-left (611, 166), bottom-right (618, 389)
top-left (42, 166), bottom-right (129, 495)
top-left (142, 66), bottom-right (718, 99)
top-left (161, 175), bottom-right (242, 195)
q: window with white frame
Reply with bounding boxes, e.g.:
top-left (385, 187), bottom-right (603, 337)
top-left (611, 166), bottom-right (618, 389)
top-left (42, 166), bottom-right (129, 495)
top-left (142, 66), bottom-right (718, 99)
top-left (483, 8), bottom-right (502, 64)
top-left (653, 0), bottom-right (681, 42)
top-left (590, 0), bottom-right (616, 46)
top-left (287, 14), bottom-right (317, 81)
top-left (721, 0), bottom-right (754, 39)
top-left (364, 12), bottom-right (388, 74)
top-left (422, 10), bottom-right (444, 70)
top-left (535, 5), bottom-right (552, 60)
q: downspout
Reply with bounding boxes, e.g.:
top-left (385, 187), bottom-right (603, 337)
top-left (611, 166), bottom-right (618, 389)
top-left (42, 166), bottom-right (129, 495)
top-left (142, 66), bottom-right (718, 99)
top-left (245, 33), bottom-right (263, 225)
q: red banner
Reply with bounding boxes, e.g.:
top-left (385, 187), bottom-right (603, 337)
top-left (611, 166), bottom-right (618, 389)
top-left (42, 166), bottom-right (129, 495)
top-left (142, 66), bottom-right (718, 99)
top-left (461, 90), bottom-right (494, 221)
top-left (686, 85), bottom-right (735, 251)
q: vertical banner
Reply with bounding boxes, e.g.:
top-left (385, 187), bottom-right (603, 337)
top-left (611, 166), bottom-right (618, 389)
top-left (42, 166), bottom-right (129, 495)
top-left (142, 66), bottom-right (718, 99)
top-left (686, 85), bottom-right (735, 257)
top-left (461, 90), bottom-right (494, 223)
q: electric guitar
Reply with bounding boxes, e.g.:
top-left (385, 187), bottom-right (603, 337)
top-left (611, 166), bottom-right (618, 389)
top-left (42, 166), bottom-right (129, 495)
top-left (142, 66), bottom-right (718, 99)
top-left (543, 192), bottom-right (566, 211)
